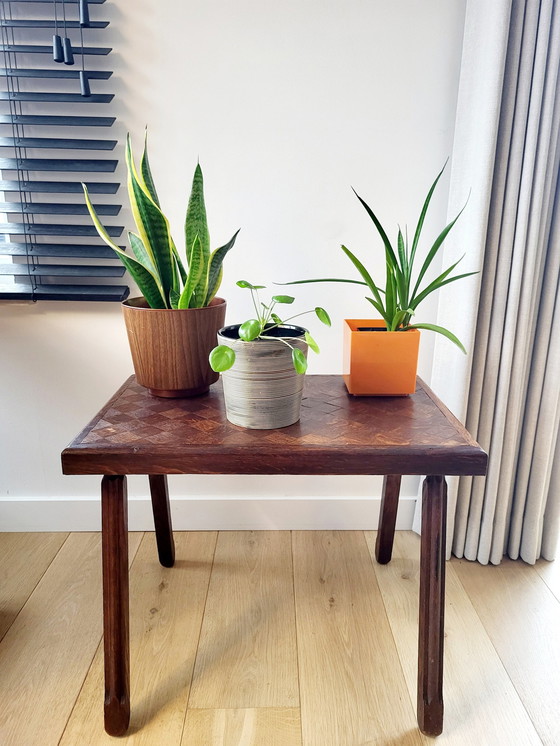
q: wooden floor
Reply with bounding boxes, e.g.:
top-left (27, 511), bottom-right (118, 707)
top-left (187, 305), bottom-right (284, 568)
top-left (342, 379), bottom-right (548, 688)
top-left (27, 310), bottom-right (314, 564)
top-left (0, 531), bottom-right (558, 746)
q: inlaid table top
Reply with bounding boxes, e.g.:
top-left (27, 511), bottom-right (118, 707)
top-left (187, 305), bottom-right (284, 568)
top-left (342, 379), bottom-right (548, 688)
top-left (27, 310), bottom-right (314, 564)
top-left (62, 375), bottom-right (487, 477)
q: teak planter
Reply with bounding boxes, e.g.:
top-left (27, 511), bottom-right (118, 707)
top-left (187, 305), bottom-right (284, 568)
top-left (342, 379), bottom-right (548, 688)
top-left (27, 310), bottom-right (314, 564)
top-left (122, 297), bottom-right (226, 398)
top-left (343, 319), bottom-right (420, 396)
top-left (217, 324), bottom-right (308, 429)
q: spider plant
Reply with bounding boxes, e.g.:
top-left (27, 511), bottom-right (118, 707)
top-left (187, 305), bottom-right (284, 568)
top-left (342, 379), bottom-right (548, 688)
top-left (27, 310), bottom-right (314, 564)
top-left (83, 132), bottom-right (239, 309)
top-left (209, 280), bottom-right (331, 374)
top-left (284, 164), bottom-right (476, 353)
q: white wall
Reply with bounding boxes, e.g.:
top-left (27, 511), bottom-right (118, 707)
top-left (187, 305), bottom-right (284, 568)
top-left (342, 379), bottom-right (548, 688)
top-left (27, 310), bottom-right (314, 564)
top-left (0, 0), bottom-right (467, 530)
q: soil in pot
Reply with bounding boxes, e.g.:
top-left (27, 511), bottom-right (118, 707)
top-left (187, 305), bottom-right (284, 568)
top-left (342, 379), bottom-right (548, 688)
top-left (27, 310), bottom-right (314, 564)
top-left (217, 324), bottom-right (308, 429)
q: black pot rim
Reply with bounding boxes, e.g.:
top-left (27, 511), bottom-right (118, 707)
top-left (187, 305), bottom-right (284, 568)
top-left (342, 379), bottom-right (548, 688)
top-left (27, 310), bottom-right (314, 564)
top-left (218, 323), bottom-right (307, 340)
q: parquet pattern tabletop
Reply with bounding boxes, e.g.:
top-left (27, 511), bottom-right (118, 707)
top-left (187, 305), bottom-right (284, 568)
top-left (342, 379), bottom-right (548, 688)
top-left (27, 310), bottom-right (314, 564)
top-left (62, 375), bottom-right (487, 477)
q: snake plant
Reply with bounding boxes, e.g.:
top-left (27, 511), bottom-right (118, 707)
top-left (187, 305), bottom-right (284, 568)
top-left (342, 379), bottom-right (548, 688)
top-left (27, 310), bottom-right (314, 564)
top-left (284, 164), bottom-right (476, 352)
top-left (83, 133), bottom-right (239, 309)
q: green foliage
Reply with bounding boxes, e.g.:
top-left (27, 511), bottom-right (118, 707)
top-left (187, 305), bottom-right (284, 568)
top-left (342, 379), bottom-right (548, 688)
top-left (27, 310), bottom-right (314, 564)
top-left (284, 164), bottom-right (477, 353)
top-left (83, 131), bottom-right (239, 309)
top-left (209, 281), bottom-right (331, 375)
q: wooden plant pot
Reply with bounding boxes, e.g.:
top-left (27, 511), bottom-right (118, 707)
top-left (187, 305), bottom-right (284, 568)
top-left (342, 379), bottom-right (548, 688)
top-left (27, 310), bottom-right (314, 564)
top-left (217, 324), bottom-right (308, 429)
top-left (343, 319), bottom-right (420, 396)
top-left (122, 296), bottom-right (226, 398)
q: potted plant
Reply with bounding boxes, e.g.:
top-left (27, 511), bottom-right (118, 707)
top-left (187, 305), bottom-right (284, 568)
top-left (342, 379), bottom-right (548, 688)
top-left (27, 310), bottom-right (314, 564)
top-left (209, 281), bottom-right (331, 428)
top-left (83, 132), bottom-right (239, 397)
top-left (284, 164), bottom-right (476, 395)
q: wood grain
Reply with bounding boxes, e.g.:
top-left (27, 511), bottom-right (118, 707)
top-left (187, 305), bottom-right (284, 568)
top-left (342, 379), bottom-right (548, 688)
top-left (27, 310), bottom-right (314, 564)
top-left (455, 556), bottom-right (560, 746)
top-left (188, 531), bottom-right (299, 709)
top-left (366, 531), bottom-right (543, 745)
top-left (0, 531), bottom-right (67, 640)
top-left (0, 532), bottom-right (142, 746)
top-left (61, 376), bottom-right (488, 476)
top-left (60, 531), bottom-right (217, 746)
top-left (292, 530), bottom-right (423, 746)
top-left (535, 556), bottom-right (560, 603)
top-left (182, 708), bottom-right (302, 746)
top-left (375, 474), bottom-right (402, 564)
top-left (122, 296), bottom-right (225, 397)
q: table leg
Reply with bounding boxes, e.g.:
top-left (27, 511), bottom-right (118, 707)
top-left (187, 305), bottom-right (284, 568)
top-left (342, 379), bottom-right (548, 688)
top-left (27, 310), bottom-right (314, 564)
top-left (418, 474), bottom-right (447, 736)
top-left (375, 474), bottom-right (402, 564)
top-left (101, 475), bottom-right (130, 736)
top-left (148, 474), bottom-right (175, 567)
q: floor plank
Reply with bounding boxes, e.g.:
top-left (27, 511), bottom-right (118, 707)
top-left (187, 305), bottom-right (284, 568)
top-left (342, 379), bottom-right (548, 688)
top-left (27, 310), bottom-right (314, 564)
top-left (60, 531), bottom-right (217, 746)
top-left (366, 531), bottom-right (542, 745)
top-left (455, 555), bottom-right (560, 746)
top-left (534, 556), bottom-right (560, 603)
top-left (182, 708), bottom-right (302, 746)
top-left (0, 532), bottom-right (142, 746)
top-left (0, 532), bottom-right (68, 640)
top-left (293, 530), bottom-right (422, 746)
top-left (188, 531), bottom-right (299, 709)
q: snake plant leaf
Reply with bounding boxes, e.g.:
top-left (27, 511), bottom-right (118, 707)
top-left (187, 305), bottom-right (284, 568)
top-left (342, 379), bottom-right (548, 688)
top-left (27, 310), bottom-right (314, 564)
top-left (83, 184), bottom-right (166, 307)
top-left (305, 331), bottom-right (320, 354)
top-left (185, 163), bottom-right (210, 304)
top-left (169, 288), bottom-right (180, 309)
top-left (139, 129), bottom-right (160, 208)
top-left (128, 231), bottom-right (156, 275)
top-left (239, 319), bottom-right (262, 341)
top-left (126, 135), bottom-right (175, 300)
top-left (178, 234), bottom-right (204, 309)
top-left (292, 347), bottom-right (308, 374)
top-left (409, 161), bottom-right (446, 268)
top-left (409, 323), bottom-right (466, 354)
top-left (204, 229), bottom-right (240, 305)
top-left (315, 307), bottom-right (331, 326)
top-left (209, 345), bottom-right (236, 372)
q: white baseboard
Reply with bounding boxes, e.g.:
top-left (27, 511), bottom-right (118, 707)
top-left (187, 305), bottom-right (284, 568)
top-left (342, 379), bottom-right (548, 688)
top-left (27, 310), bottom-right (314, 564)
top-left (0, 496), bottom-right (416, 532)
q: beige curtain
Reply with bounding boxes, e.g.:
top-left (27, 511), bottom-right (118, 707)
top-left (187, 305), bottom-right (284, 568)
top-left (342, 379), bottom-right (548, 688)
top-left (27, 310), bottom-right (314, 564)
top-left (432, 0), bottom-right (560, 564)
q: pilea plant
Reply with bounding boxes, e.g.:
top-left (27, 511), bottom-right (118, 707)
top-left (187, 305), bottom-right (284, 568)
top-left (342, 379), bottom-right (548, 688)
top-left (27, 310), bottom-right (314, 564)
top-left (209, 280), bottom-right (331, 374)
top-left (83, 131), bottom-right (239, 309)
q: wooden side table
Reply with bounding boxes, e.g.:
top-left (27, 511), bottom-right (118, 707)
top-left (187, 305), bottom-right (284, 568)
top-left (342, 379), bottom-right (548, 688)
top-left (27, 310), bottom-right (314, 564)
top-left (62, 375), bottom-right (487, 738)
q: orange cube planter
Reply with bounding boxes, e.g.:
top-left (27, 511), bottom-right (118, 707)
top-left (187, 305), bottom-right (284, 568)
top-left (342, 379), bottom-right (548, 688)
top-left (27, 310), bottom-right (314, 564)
top-left (343, 319), bottom-right (420, 396)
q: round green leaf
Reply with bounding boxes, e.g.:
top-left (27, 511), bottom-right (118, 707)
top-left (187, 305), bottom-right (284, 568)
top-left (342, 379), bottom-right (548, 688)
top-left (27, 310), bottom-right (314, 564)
top-left (236, 280), bottom-right (266, 290)
top-left (272, 294), bottom-right (295, 304)
top-left (239, 319), bottom-right (262, 341)
top-left (271, 313), bottom-right (282, 324)
top-left (315, 307), bottom-right (331, 326)
top-left (304, 331), bottom-right (320, 354)
top-left (292, 347), bottom-right (308, 374)
top-left (209, 345), bottom-right (236, 372)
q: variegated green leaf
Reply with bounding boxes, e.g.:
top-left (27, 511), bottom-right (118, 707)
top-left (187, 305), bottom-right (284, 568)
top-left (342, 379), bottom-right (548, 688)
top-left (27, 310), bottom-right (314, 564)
top-left (185, 163), bottom-right (210, 303)
top-left (139, 129), bottom-right (160, 207)
top-left (204, 229), bottom-right (240, 304)
top-left (178, 234), bottom-right (204, 308)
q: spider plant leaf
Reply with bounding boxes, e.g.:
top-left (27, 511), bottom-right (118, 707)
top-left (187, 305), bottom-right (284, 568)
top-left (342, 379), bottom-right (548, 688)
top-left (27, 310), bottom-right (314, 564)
top-left (126, 134), bottom-right (175, 301)
top-left (185, 163), bottom-right (211, 304)
top-left (209, 345), bottom-right (236, 372)
top-left (341, 245), bottom-right (385, 309)
top-left (411, 203), bottom-right (467, 300)
top-left (315, 307), bottom-right (331, 326)
top-left (305, 331), bottom-right (320, 354)
top-left (204, 229), bottom-right (240, 305)
top-left (239, 319), bottom-right (261, 341)
top-left (409, 323), bottom-right (466, 354)
top-left (366, 296), bottom-right (390, 325)
top-left (83, 184), bottom-right (166, 308)
top-left (178, 234), bottom-right (204, 308)
top-left (352, 189), bottom-right (399, 269)
top-left (276, 278), bottom-right (368, 287)
top-left (292, 347), bottom-right (308, 374)
top-left (139, 129), bottom-right (160, 208)
top-left (410, 161), bottom-right (447, 268)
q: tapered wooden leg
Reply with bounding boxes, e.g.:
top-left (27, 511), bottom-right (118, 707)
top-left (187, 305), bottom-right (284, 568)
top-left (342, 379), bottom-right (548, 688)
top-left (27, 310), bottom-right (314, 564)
top-left (418, 475), bottom-right (447, 736)
top-left (148, 474), bottom-right (175, 567)
top-left (101, 475), bottom-right (130, 737)
top-left (375, 474), bottom-right (402, 564)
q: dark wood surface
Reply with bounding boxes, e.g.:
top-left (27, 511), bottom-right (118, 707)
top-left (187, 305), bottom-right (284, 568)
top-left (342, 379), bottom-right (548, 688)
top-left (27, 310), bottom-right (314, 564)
top-left (62, 375), bottom-right (487, 476)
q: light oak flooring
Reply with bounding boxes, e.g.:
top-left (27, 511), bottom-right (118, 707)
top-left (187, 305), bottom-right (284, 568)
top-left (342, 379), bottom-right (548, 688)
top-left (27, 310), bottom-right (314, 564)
top-left (0, 530), bottom-right (558, 746)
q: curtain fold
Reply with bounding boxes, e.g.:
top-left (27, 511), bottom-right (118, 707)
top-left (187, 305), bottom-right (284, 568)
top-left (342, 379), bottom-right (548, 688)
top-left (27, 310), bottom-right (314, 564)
top-left (431, 0), bottom-right (560, 564)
